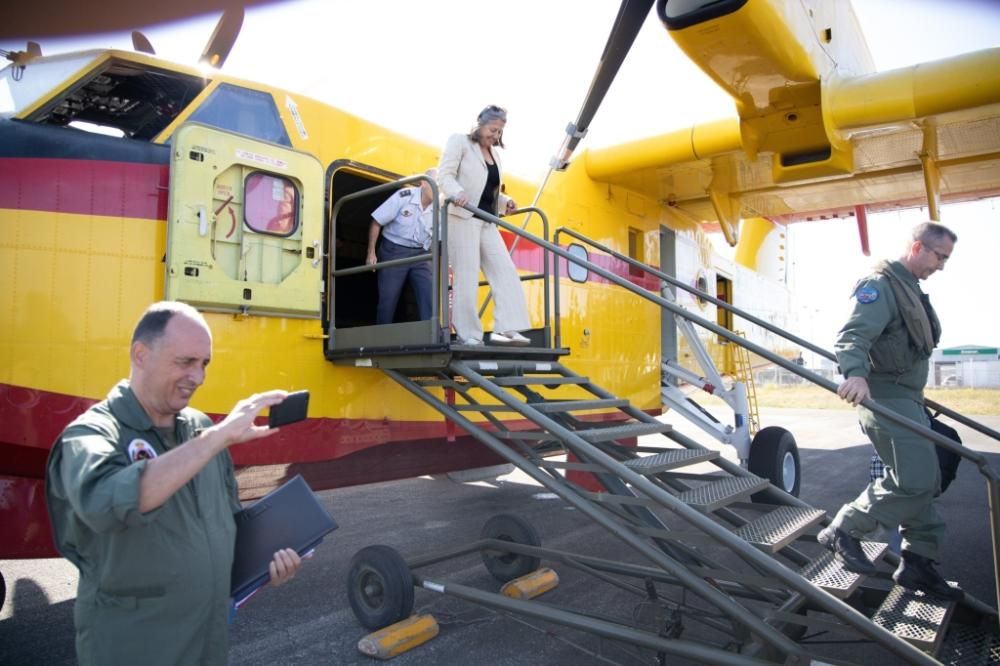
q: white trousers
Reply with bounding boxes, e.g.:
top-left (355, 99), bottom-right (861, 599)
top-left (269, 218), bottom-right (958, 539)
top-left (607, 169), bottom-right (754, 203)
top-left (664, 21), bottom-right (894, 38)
top-left (448, 215), bottom-right (530, 341)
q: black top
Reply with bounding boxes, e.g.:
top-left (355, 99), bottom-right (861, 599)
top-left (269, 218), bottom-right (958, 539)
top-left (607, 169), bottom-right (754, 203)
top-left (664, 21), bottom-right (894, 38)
top-left (477, 160), bottom-right (501, 215)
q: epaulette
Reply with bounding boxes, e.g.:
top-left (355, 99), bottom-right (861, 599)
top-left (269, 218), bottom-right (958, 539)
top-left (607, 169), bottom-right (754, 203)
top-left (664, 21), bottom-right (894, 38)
top-left (398, 188), bottom-right (413, 198)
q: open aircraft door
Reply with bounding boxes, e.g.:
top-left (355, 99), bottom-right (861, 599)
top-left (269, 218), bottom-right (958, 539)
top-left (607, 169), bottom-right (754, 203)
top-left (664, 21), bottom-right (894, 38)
top-left (324, 163), bottom-right (449, 361)
top-left (165, 122), bottom-right (324, 317)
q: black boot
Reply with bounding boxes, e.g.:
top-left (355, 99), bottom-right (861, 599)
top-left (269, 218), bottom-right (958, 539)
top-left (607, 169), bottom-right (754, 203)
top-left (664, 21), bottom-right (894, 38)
top-left (893, 551), bottom-right (964, 601)
top-left (817, 526), bottom-right (878, 575)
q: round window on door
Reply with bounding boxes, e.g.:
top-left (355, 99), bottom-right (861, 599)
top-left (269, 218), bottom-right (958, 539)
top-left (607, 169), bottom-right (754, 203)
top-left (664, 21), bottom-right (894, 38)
top-left (245, 172), bottom-right (299, 237)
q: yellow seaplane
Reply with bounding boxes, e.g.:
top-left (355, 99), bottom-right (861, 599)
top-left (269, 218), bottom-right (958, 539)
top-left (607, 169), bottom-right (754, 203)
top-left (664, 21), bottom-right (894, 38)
top-left (3, 1), bottom-right (1000, 662)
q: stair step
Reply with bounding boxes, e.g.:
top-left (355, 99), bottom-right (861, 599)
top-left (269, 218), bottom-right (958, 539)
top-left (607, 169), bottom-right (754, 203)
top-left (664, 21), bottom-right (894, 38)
top-left (455, 398), bottom-right (630, 414)
top-left (454, 403), bottom-right (516, 412)
top-left (733, 507), bottom-right (826, 553)
top-left (490, 376), bottom-right (589, 387)
top-left (450, 344), bottom-right (570, 359)
top-left (677, 476), bottom-right (769, 512)
top-left (575, 422), bottom-right (673, 442)
top-left (530, 398), bottom-right (629, 413)
top-left (495, 422), bottom-right (672, 444)
top-left (938, 623), bottom-right (1000, 664)
top-left (415, 378), bottom-right (464, 388)
top-left (799, 540), bottom-right (889, 598)
top-left (623, 449), bottom-right (719, 474)
top-left (872, 584), bottom-right (958, 655)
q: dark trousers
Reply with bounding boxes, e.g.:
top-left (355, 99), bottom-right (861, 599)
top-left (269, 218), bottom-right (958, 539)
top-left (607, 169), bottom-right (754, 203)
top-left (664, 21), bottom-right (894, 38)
top-left (376, 238), bottom-right (432, 325)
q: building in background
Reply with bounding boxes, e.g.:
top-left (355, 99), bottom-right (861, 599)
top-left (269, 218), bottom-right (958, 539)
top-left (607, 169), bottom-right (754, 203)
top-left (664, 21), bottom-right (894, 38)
top-left (930, 345), bottom-right (1000, 388)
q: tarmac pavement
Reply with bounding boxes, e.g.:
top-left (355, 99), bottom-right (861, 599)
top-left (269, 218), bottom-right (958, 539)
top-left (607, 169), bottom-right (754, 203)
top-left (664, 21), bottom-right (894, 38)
top-left (2, 406), bottom-right (998, 665)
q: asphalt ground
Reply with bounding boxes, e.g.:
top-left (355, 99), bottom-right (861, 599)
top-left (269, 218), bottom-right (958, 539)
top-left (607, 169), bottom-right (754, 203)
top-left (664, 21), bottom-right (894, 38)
top-left (2, 406), bottom-right (999, 665)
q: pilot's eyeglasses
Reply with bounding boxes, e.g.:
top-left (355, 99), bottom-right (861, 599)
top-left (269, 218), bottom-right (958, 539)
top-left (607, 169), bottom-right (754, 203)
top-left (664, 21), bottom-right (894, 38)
top-left (922, 243), bottom-right (950, 263)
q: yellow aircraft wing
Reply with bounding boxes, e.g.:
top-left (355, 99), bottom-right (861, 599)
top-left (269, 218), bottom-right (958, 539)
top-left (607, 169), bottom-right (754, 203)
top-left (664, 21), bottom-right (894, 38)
top-left (565, 0), bottom-right (1000, 247)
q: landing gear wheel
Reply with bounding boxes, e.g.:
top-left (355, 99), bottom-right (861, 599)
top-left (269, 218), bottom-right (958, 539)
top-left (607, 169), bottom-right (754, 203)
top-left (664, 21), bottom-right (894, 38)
top-left (748, 426), bottom-right (801, 500)
top-left (347, 545), bottom-right (414, 630)
top-left (480, 513), bottom-right (542, 582)
top-left (0, 571), bottom-right (5, 614)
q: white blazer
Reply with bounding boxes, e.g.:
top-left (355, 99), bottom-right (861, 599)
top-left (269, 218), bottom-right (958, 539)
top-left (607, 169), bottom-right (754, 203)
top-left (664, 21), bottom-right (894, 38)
top-left (438, 133), bottom-right (511, 220)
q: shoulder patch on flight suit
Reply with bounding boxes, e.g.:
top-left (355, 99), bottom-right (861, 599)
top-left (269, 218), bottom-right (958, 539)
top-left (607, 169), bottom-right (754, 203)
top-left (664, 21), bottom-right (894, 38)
top-left (127, 438), bottom-right (158, 462)
top-left (856, 286), bottom-right (879, 304)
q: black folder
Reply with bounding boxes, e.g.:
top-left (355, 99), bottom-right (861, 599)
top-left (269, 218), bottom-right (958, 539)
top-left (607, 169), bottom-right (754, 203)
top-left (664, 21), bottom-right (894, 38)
top-left (230, 474), bottom-right (338, 603)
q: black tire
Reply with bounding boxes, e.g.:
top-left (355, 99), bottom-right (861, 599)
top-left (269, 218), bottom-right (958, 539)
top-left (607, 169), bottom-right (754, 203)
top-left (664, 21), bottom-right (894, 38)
top-left (480, 513), bottom-right (542, 582)
top-left (748, 426), bottom-right (801, 499)
top-left (0, 571), bottom-right (5, 614)
top-left (347, 545), bottom-right (414, 630)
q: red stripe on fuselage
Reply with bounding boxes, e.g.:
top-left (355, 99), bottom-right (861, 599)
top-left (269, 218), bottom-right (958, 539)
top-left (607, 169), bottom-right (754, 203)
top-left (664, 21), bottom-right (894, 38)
top-left (0, 157), bottom-right (169, 221)
top-left (1, 383), bottom-right (652, 479)
top-left (500, 229), bottom-right (661, 290)
top-left (0, 156), bottom-right (658, 287)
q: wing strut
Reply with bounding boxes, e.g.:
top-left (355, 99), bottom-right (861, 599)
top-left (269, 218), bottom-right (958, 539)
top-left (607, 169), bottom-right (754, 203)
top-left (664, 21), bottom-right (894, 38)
top-left (855, 205), bottom-right (871, 257)
top-left (549, 0), bottom-right (654, 170)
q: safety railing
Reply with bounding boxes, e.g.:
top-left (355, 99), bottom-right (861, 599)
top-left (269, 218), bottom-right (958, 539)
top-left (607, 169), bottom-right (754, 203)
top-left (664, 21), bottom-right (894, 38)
top-left (328, 177), bottom-right (554, 349)
top-left (553, 223), bottom-right (1000, 616)
top-left (450, 200), bottom-right (554, 348)
top-left (329, 173), bottom-right (448, 342)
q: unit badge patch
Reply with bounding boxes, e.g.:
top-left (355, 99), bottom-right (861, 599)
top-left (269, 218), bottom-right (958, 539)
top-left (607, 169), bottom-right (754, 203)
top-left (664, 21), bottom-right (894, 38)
top-left (856, 286), bottom-right (879, 304)
top-left (127, 438), bottom-right (158, 462)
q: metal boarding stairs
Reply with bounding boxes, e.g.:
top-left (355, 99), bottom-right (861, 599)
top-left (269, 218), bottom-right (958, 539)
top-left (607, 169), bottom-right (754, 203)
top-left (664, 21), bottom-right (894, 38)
top-left (331, 181), bottom-right (1000, 664)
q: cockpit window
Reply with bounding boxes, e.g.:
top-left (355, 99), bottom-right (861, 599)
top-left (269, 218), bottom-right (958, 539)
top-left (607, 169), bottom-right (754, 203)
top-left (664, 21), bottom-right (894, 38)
top-left (2, 53), bottom-right (100, 116)
top-left (187, 83), bottom-right (291, 147)
top-left (21, 58), bottom-right (206, 140)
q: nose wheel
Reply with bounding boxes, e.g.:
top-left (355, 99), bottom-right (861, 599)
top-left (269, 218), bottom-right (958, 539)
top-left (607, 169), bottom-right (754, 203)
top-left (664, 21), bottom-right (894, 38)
top-left (748, 426), bottom-right (801, 499)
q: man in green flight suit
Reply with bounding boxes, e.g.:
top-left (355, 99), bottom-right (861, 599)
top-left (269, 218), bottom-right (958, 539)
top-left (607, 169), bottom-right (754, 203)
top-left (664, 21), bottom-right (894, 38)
top-left (46, 301), bottom-right (303, 665)
top-left (817, 222), bottom-right (962, 601)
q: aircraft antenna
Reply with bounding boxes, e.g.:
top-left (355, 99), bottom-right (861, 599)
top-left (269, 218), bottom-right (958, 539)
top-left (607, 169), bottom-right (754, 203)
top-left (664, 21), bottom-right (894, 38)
top-left (2, 42), bottom-right (42, 81)
top-left (131, 31), bottom-right (156, 55)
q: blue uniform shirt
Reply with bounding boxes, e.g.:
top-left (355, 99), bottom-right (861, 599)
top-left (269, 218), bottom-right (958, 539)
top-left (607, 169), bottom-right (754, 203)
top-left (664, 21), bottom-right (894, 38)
top-left (371, 187), bottom-right (433, 250)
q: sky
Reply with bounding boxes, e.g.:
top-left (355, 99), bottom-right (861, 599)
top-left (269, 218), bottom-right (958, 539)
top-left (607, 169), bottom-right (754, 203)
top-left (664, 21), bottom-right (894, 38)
top-left (3, 0), bottom-right (999, 351)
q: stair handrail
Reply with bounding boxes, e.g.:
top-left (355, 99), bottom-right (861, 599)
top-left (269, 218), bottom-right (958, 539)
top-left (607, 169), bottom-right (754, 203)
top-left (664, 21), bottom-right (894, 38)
top-left (329, 174), bottom-right (448, 334)
top-left (456, 210), bottom-right (1000, 614)
top-left (554, 226), bottom-right (1000, 444)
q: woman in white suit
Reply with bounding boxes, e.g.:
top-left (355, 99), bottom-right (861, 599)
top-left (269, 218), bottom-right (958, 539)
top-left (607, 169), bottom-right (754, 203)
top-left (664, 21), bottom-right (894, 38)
top-left (437, 105), bottom-right (531, 346)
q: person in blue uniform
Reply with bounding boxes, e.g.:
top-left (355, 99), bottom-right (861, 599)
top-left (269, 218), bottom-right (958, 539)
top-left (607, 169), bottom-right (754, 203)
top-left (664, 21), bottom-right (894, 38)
top-left (366, 168), bottom-right (438, 324)
top-left (46, 301), bottom-right (303, 665)
top-left (817, 222), bottom-right (962, 601)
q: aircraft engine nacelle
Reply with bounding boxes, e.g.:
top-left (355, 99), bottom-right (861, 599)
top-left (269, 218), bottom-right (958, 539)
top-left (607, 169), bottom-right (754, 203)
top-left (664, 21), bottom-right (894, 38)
top-left (657, 0), bottom-right (873, 183)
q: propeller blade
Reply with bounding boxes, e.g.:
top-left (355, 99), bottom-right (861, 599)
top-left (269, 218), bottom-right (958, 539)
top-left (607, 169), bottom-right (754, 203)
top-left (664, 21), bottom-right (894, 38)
top-left (131, 31), bottom-right (156, 55)
top-left (550, 0), bottom-right (654, 170)
top-left (199, 7), bottom-right (244, 68)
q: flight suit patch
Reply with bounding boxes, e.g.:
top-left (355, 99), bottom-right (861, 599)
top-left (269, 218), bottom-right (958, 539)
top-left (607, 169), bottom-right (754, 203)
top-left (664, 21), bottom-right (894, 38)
top-left (856, 286), bottom-right (879, 304)
top-left (127, 438), bottom-right (158, 462)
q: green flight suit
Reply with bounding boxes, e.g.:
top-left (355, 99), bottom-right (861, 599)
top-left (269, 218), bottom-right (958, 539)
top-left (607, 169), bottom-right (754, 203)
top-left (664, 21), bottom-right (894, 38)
top-left (46, 381), bottom-right (242, 666)
top-left (831, 260), bottom-right (944, 560)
